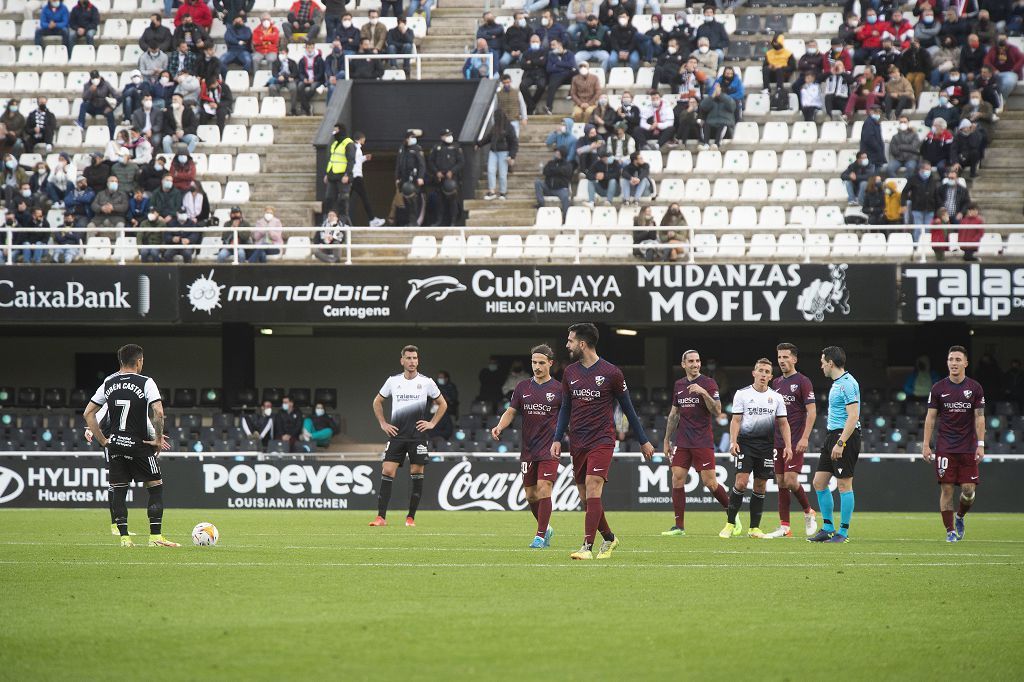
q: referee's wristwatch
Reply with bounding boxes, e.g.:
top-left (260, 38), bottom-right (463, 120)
top-left (836, 439), bottom-right (847, 449)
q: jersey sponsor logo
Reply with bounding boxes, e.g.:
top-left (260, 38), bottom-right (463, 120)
top-left (437, 460), bottom-right (580, 511)
top-left (405, 275), bottom-right (467, 309)
top-left (595, 375), bottom-right (605, 387)
top-left (572, 388), bottom-right (603, 400)
top-left (0, 466), bottom-right (25, 504)
top-left (943, 401), bottom-right (974, 409)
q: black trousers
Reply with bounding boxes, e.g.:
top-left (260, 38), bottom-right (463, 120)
top-left (521, 72), bottom-right (547, 114)
top-left (351, 176), bottom-right (375, 222)
top-left (324, 173), bottom-right (350, 220)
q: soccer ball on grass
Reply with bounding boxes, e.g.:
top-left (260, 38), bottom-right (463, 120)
top-left (191, 522), bottom-right (219, 546)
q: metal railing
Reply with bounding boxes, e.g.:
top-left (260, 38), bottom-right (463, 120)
top-left (343, 52), bottom-right (494, 82)
top-left (3, 224), bottom-right (1020, 267)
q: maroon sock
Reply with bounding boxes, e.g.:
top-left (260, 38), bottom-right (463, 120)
top-left (712, 484), bottom-right (730, 509)
top-left (778, 488), bottom-right (791, 525)
top-left (528, 500), bottom-right (539, 520)
top-left (585, 497), bottom-right (603, 546)
top-left (597, 512), bottom-right (613, 541)
top-left (941, 510), bottom-right (955, 532)
top-left (536, 497), bottom-right (551, 538)
top-left (671, 487), bottom-right (686, 529)
top-left (793, 486), bottom-right (812, 513)
top-left (957, 496), bottom-right (973, 517)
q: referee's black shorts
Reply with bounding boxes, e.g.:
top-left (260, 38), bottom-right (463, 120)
top-left (816, 429), bottom-right (861, 479)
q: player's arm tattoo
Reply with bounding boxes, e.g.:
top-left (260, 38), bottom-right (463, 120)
top-left (974, 407), bottom-right (985, 442)
top-left (83, 402), bottom-right (105, 446)
top-left (664, 406), bottom-right (679, 448)
top-left (703, 394), bottom-right (721, 417)
top-left (150, 402), bottom-right (165, 442)
top-left (922, 408), bottom-right (938, 448)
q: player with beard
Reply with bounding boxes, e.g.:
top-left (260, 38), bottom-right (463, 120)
top-left (922, 345), bottom-right (985, 542)
top-left (765, 342), bottom-right (818, 538)
top-left (551, 323), bottom-right (655, 560)
top-left (492, 344), bottom-right (563, 549)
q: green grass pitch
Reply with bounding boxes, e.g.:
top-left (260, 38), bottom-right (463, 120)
top-left (1, 509), bottom-right (1022, 680)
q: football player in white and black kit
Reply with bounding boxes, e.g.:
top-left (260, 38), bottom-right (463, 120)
top-left (83, 344), bottom-right (179, 547)
top-left (370, 345), bottom-right (448, 527)
top-left (720, 358), bottom-right (792, 540)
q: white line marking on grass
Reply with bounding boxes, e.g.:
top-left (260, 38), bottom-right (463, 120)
top-left (0, 560), bottom-right (1015, 569)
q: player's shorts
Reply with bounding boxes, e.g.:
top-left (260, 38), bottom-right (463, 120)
top-left (571, 445), bottom-right (614, 484)
top-left (735, 452), bottom-right (775, 480)
top-left (106, 448), bottom-right (162, 486)
top-left (521, 459), bottom-right (559, 487)
top-left (383, 439), bottom-right (429, 466)
top-left (671, 446), bottom-right (716, 472)
top-left (815, 429), bottom-right (861, 478)
top-left (773, 447), bottom-right (805, 475)
top-left (934, 452), bottom-right (981, 486)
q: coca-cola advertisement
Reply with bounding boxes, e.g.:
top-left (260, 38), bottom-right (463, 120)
top-left (2, 456), bottom-right (1023, 512)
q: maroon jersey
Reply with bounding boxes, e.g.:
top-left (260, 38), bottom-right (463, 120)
top-left (771, 372), bottom-right (816, 449)
top-left (672, 374), bottom-right (721, 449)
top-left (929, 377), bottom-right (985, 454)
top-left (511, 378), bottom-right (562, 462)
top-left (561, 358), bottom-right (626, 451)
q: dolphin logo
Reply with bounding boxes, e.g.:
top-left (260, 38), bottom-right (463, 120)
top-left (405, 276), bottom-right (466, 310)
top-left (0, 466), bottom-right (25, 504)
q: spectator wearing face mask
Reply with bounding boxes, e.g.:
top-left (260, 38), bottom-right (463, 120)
top-left (283, 0), bottom-right (323, 43)
top-left (432, 370), bottom-right (458, 435)
top-left (169, 149), bottom-right (196, 191)
top-left (182, 182), bottom-right (209, 224)
top-left (575, 14), bottom-right (611, 71)
top-left (481, 109), bottom-right (518, 201)
top-left (570, 62), bottom-right (602, 122)
top-left (930, 36), bottom-right (961, 86)
top-left (635, 90), bottom-right (674, 148)
top-left (841, 151), bottom-right (874, 205)
top-left (110, 148), bottom-right (140, 195)
top-left (698, 83), bottom-right (736, 149)
top-left (314, 210), bottom-right (344, 263)
top-left (477, 358), bottom-right (506, 415)
top-left (585, 149), bottom-right (620, 207)
top-left (519, 36), bottom-right (548, 116)
top-left (53, 214), bottom-right (84, 263)
top-left (476, 11), bottom-right (504, 67)
top-left (218, 206), bottom-right (252, 262)
top-left (175, 0), bottom-right (212, 28)
top-left (136, 208), bottom-right (163, 261)
top-left (126, 187), bottom-right (150, 229)
top-left (951, 118), bottom-right (984, 178)
top-left (137, 155), bottom-right (167, 193)
top-left (12, 180), bottom-right (50, 215)
top-left (360, 10), bottom-right (387, 53)
top-left (925, 92), bottom-right (961, 129)
top-left (652, 38), bottom-right (685, 91)
top-left (252, 14), bottom-right (280, 71)
top-left (860, 104), bottom-right (887, 166)
top-left (887, 116), bottom-right (921, 178)
top-left (608, 12), bottom-right (640, 69)
top-left (36, 0), bottom-right (72, 51)
top-left (150, 174), bottom-right (183, 226)
top-left (89, 175), bottom-right (129, 232)
top-left (495, 73), bottom-right (528, 137)
top-left (273, 397), bottom-right (304, 452)
top-left (244, 401), bottom-right (276, 448)
top-left (761, 34), bottom-right (795, 97)
top-left (914, 10), bottom-right (941, 50)
top-left (695, 7), bottom-right (729, 63)
top-left (957, 202), bottom-right (985, 260)
top-left (199, 78), bottom-right (233, 131)
top-left (140, 43), bottom-right (170, 85)
top-left (77, 70), bottom-right (118, 137)
top-left (295, 40), bottom-right (326, 116)
top-left (938, 168), bottom-right (971, 222)
top-left (16, 208), bottom-right (48, 264)
top-left (544, 116), bottom-right (578, 163)
top-left (164, 209), bottom-right (200, 261)
top-left (302, 403), bottom-right (339, 447)
top-left (903, 161), bottom-right (939, 240)
top-left (45, 153), bottom-right (75, 206)
top-left (533, 10), bottom-right (569, 49)
top-left (534, 146), bottom-right (573, 218)
top-left (499, 13), bottom-right (529, 70)
top-left (854, 10), bottom-right (892, 63)
top-left (250, 207), bottom-right (283, 263)
top-left (620, 151), bottom-right (651, 204)
top-left (132, 95), bottom-right (164, 150)
top-left (222, 12), bottom-right (253, 77)
top-left (984, 34), bottom-right (1024, 98)
top-left (64, 177), bottom-right (95, 225)
top-left (589, 94), bottom-right (618, 137)
top-left (69, 0), bottom-right (99, 46)
top-left (23, 98), bottom-right (56, 153)
top-left (161, 94), bottom-right (198, 154)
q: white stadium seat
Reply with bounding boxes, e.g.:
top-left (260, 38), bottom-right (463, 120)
top-left (494, 235), bottom-right (523, 259)
top-left (831, 233), bottom-right (860, 258)
top-left (695, 150), bottom-right (722, 173)
top-left (779, 149), bottom-right (807, 172)
top-left (722, 150), bottom-right (749, 173)
top-left (523, 234), bottom-right (551, 259)
top-left (551, 234), bottom-right (578, 259)
top-left (282, 236), bottom-right (312, 260)
top-left (439, 235), bottom-right (465, 259)
top-left (718, 233), bottom-right (746, 259)
top-left (580, 233), bottom-right (608, 258)
top-left (747, 233), bottom-right (777, 259)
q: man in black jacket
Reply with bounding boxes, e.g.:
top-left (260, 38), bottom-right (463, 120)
top-left (273, 396), bottom-right (304, 452)
top-left (859, 105), bottom-right (887, 167)
top-left (520, 37), bottom-right (548, 115)
top-left (69, 0), bottom-right (99, 46)
top-left (501, 12), bottom-right (531, 69)
top-left (951, 119), bottom-right (984, 178)
top-left (139, 13), bottom-right (173, 52)
top-left (534, 146), bottom-right (572, 219)
top-left (385, 16), bottom-right (415, 73)
top-left (349, 38), bottom-right (384, 79)
top-left (902, 161), bottom-right (940, 239)
top-left (427, 129), bottom-right (464, 225)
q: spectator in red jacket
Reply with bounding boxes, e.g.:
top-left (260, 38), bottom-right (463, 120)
top-left (174, 0), bottom-right (212, 29)
top-left (983, 34), bottom-right (1024, 100)
top-left (854, 10), bottom-right (892, 63)
top-left (252, 13), bottom-right (280, 71)
top-left (957, 202), bottom-right (985, 260)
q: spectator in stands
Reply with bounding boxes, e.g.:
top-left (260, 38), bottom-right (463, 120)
top-left (215, 0), bottom-right (254, 24)
top-left (575, 124), bottom-right (604, 174)
top-left (323, 38), bottom-right (345, 97)
top-left (182, 182), bottom-right (209, 225)
top-left (385, 16), bottom-right (415, 73)
top-left (608, 12), bottom-right (640, 69)
top-left (477, 358), bottom-right (505, 415)
top-left (620, 151), bottom-right (650, 205)
top-left (336, 12), bottom-right (361, 64)
top-left (696, 7), bottom-right (728, 64)
top-left (904, 355), bottom-right (941, 398)
top-left (170, 148), bottom-right (197, 190)
top-left (886, 116), bottom-right (921, 178)
top-left (921, 117), bottom-right (955, 172)
top-left (962, 88), bottom-right (995, 149)
top-left (890, 8), bottom-right (914, 45)
top-left (883, 66), bottom-right (915, 119)
top-left (827, 39), bottom-right (853, 74)
top-left (984, 33), bottom-right (1024, 97)
top-left (575, 14), bottom-right (611, 70)
top-left (243, 400), bottom-right (276, 448)
top-left (483, 109), bottom-right (518, 201)
top-left (691, 37), bottom-right (719, 81)
top-left (104, 128), bottom-right (132, 163)
top-left (52, 212), bottom-right (84, 263)
top-left (672, 96), bottom-right (703, 145)
top-left (350, 38), bottom-right (385, 80)
top-left (914, 9), bottom-right (941, 49)
top-left (140, 14), bottom-right (173, 53)
top-left (939, 167), bottom-right (971, 221)
top-left (632, 206), bottom-right (659, 260)
top-left (81, 152), bottom-right (108, 192)
top-left (797, 71), bottom-right (825, 121)
top-left (45, 153), bottom-right (75, 206)
top-left (350, 131), bottom-right (385, 226)
top-left (197, 42), bottom-right (221, 83)
top-left (199, 78), bottom-right (233, 131)
top-left (0, 124), bottom-right (21, 160)
top-left (860, 174), bottom-right (886, 224)
top-left (464, 37), bottom-right (497, 80)
top-left (899, 39), bottom-right (932, 99)
top-left (698, 83), bottom-right (736, 149)
top-left (121, 70), bottom-right (151, 123)
top-left (545, 116), bottom-right (578, 164)
top-left (175, 0), bottom-right (212, 30)
top-left (65, 176), bottom-right (95, 225)
top-left (1010, 0), bottom-right (1024, 34)
top-left (76, 71), bottom-right (118, 138)
top-left (164, 209), bottom-right (200, 261)
top-left (958, 202), bottom-right (985, 259)
top-left (269, 50), bottom-right (300, 114)
top-left (494, 74), bottom-right (527, 137)
top-left (520, 36), bottom-right (548, 115)
top-left (360, 10), bottom-right (387, 54)
top-left (658, 204), bottom-right (687, 260)
top-left (845, 65), bottom-right (883, 119)
top-left (762, 34), bottom-right (795, 100)
top-left (639, 13), bottom-right (668, 65)
top-left (951, 118), bottom-right (985, 178)
top-left (1003, 359), bottom-right (1024, 409)
top-left (502, 361), bottom-right (531, 401)
top-left (313, 210), bottom-right (344, 263)
top-left (854, 9), bottom-right (891, 63)
top-left (89, 175), bottom-right (128, 233)
top-left (249, 207), bottom-right (283, 262)
top-left (140, 44), bottom-right (170, 85)
top-left (173, 69), bottom-right (199, 106)
top-left (252, 14), bottom-right (279, 72)
top-left (925, 91), bottom-right (961, 129)
top-left (871, 37), bottom-right (902, 76)
top-left (294, 41), bottom-right (324, 116)
top-left (110, 148), bottom-right (140, 195)
top-left (796, 39), bottom-right (828, 86)
top-left (138, 155), bottom-right (166, 193)
top-left (222, 13), bottom-right (253, 77)
top-left (477, 11), bottom-right (504, 67)
top-left (635, 90), bottom-right (674, 148)
top-left (589, 93), bottom-right (618, 137)
top-left (36, 0), bottom-right (72, 50)
top-left (842, 151), bottom-right (874, 205)
top-left (217, 206), bottom-right (251, 261)
top-left (132, 94), bottom-right (164, 150)
top-left (13, 179), bottom-right (50, 214)
top-left (570, 62), bottom-right (602, 122)
top-left (126, 187), bottom-right (150, 228)
top-left (149, 174), bottom-right (181, 226)
top-left (302, 403), bottom-right (338, 447)
top-left (17, 208), bottom-right (48, 264)
top-left (584, 148), bottom-right (619, 207)
top-left (975, 64), bottom-right (1003, 109)
top-left (667, 10), bottom-right (694, 52)
top-left (284, 0), bottom-right (323, 43)
top-left (69, 0), bottom-right (98, 47)
top-left (652, 38), bottom-right (684, 91)
top-left (607, 120), bottom-right (636, 163)
top-left (864, 104), bottom-right (888, 166)
top-left (939, 9), bottom-right (971, 46)
top-left (1, 102), bottom-right (25, 152)
top-left (168, 41), bottom-right (197, 79)
top-left (930, 36), bottom-right (961, 86)
top-left (162, 93), bottom-right (198, 153)
top-left (676, 57), bottom-right (706, 101)
top-left (322, 0), bottom-right (345, 42)
top-left (535, 146), bottom-right (572, 218)
top-left (380, 0), bottom-right (402, 18)
top-left (960, 34), bottom-right (987, 82)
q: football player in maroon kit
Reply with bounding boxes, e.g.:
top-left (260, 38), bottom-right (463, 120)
top-left (764, 343), bottom-right (818, 538)
top-left (551, 323), bottom-right (655, 560)
top-left (922, 345), bottom-right (986, 543)
top-left (492, 344), bottom-right (563, 549)
top-left (660, 350), bottom-right (733, 537)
